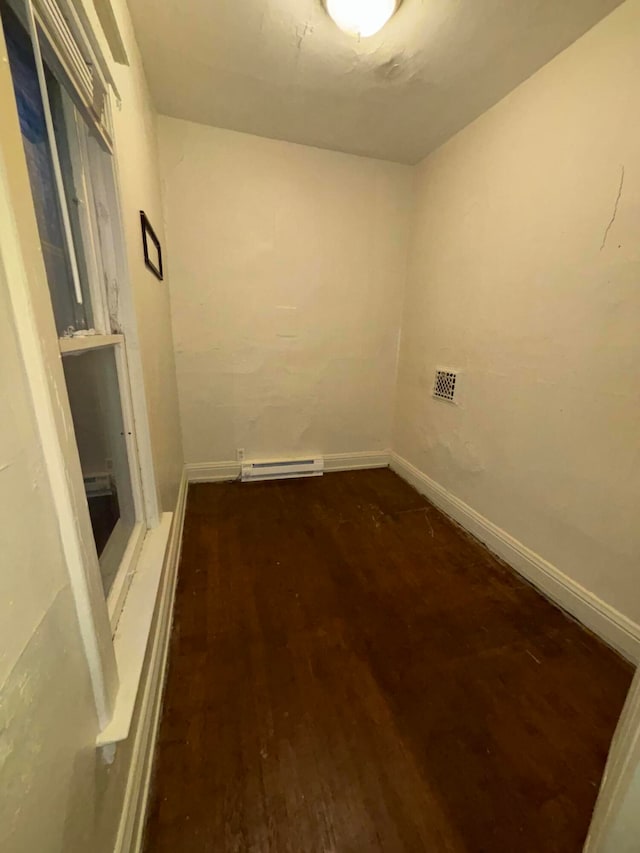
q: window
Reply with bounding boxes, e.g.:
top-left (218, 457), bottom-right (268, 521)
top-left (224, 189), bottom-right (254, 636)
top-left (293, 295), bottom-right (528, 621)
top-left (3, 1), bottom-right (91, 334)
top-left (1, 0), bottom-right (145, 622)
top-left (62, 346), bottom-right (137, 595)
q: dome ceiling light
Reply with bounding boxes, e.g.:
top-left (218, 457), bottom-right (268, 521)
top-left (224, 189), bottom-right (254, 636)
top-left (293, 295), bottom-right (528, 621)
top-left (324, 0), bottom-right (403, 38)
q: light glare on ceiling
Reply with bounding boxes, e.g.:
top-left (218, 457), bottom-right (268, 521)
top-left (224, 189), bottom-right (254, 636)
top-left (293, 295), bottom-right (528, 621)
top-left (324, 0), bottom-right (401, 38)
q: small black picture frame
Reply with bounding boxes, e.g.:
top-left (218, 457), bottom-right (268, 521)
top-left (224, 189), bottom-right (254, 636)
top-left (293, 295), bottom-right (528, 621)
top-left (140, 210), bottom-right (163, 281)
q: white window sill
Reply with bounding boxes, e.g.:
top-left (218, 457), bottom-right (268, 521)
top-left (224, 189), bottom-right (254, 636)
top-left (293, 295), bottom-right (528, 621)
top-left (59, 333), bottom-right (124, 354)
top-left (96, 512), bottom-right (172, 746)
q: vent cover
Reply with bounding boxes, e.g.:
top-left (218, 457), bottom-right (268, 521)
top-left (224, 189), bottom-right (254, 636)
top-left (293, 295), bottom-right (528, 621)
top-left (433, 369), bottom-right (458, 403)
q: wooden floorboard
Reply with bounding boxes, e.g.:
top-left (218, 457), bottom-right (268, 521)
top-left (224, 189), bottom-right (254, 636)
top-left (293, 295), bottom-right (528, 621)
top-left (144, 468), bottom-right (633, 852)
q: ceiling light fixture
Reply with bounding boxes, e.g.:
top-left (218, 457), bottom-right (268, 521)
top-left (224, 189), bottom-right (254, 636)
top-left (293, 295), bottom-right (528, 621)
top-left (324, 0), bottom-right (402, 38)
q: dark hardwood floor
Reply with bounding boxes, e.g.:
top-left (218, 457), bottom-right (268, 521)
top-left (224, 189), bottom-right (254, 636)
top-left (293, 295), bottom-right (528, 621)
top-left (144, 468), bottom-right (633, 853)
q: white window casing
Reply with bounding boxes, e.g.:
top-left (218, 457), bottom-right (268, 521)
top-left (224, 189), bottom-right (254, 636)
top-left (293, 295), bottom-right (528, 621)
top-left (0, 0), bottom-right (164, 743)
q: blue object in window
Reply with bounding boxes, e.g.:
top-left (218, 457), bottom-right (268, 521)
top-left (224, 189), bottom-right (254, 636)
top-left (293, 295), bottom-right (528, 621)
top-left (1, 0), bottom-right (87, 333)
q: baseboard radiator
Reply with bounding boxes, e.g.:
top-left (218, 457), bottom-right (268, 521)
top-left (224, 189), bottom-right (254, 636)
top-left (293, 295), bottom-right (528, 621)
top-left (241, 458), bottom-right (324, 482)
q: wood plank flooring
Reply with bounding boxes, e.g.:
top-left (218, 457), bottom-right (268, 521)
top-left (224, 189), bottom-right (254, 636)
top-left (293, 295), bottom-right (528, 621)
top-left (144, 468), bottom-right (633, 852)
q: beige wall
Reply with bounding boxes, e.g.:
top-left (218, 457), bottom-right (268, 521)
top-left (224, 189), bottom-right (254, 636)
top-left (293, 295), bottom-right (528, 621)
top-left (0, 0), bottom-right (183, 849)
top-left (109, 5), bottom-right (183, 510)
top-left (0, 232), bottom-right (101, 853)
top-left (394, 0), bottom-right (640, 623)
top-left (2, 2), bottom-right (639, 852)
top-left (158, 117), bottom-right (412, 465)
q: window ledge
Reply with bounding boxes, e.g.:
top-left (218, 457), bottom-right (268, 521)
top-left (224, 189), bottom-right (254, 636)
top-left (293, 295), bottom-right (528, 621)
top-left (96, 512), bottom-right (172, 746)
top-left (59, 333), bottom-right (123, 354)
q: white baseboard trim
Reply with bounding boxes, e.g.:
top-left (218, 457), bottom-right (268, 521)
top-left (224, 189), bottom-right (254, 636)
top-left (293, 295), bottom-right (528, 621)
top-left (114, 468), bottom-right (188, 853)
top-left (390, 452), bottom-right (640, 663)
top-left (186, 460), bottom-right (240, 483)
top-left (324, 450), bottom-right (390, 472)
top-left (186, 451), bottom-right (390, 483)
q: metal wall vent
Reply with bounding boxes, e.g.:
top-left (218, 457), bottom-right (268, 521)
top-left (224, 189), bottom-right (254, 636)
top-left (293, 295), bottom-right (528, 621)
top-left (433, 369), bottom-right (458, 403)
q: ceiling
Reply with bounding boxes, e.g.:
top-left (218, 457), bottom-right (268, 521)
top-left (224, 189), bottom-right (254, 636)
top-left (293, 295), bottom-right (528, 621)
top-left (128, 0), bottom-right (624, 164)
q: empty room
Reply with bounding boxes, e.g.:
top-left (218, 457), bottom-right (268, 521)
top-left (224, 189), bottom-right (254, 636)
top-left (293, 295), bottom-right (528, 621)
top-left (1, 0), bottom-right (639, 851)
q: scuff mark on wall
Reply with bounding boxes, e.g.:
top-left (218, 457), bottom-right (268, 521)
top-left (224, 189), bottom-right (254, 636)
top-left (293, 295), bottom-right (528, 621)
top-left (420, 425), bottom-right (486, 478)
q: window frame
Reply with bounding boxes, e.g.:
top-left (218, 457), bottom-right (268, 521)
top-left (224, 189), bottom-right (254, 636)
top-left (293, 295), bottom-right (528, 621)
top-left (54, 86), bottom-right (112, 334)
top-left (59, 331), bottom-right (148, 628)
top-left (0, 0), bottom-right (162, 730)
top-left (19, 0), bottom-right (151, 627)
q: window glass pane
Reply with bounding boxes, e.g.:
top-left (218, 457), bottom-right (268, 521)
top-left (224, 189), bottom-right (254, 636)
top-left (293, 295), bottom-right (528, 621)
top-left (1, 1), bottom-right (92, 335)
top-left (62, 347), bottom-right (136, 595)
top-left (47, 73), bottom-right (99, 322)
top-left (86, 134), bottom-right (123, 332)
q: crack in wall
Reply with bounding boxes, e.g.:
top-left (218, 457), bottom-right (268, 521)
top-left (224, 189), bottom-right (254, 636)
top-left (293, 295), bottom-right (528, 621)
top-left (295, 22), bottom-right (312, 51)
top-left (600, 165), bottom-right (625, 251)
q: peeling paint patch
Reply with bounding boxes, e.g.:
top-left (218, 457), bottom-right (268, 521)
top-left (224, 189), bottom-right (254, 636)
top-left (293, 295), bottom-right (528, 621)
top-left (374, 52), bottom-right (407, 82)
